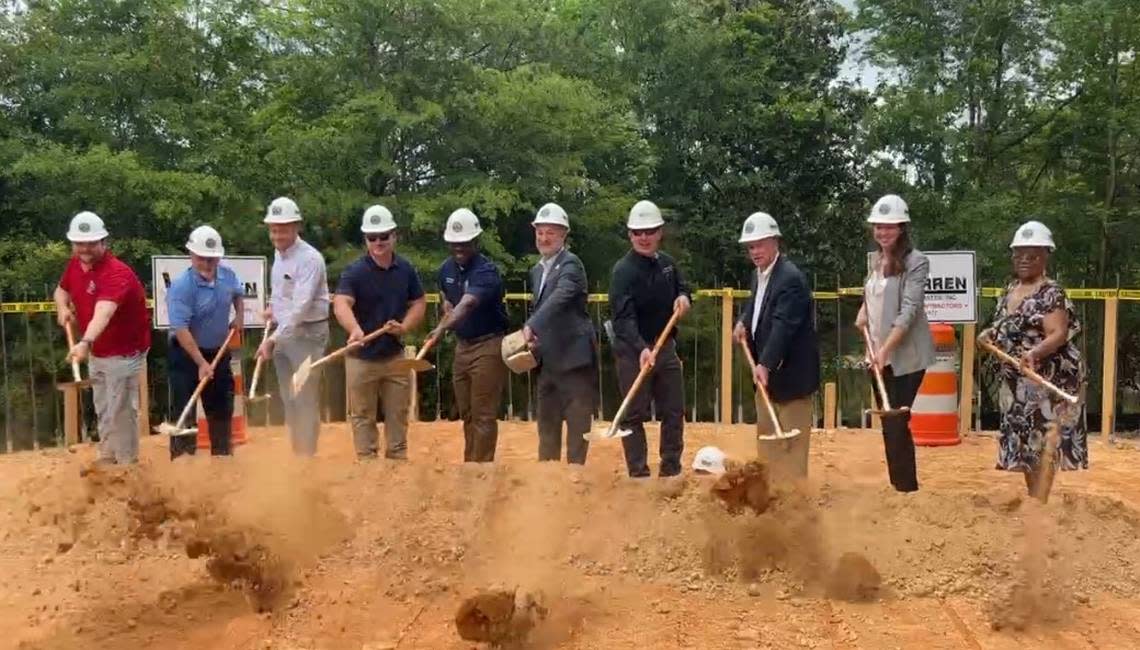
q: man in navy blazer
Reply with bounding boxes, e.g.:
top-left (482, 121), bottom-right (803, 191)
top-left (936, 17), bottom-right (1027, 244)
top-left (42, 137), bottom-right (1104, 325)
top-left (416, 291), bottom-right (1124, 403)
top-left (523, 202), bottom-right (597, 464)
top-left (732, 211), bottom-right (820, 468)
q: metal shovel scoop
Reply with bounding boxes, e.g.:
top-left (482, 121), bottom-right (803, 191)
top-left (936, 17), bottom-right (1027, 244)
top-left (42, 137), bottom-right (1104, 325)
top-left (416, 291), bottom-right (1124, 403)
top-left (740, 340), bottom-right (808, 480)
top-left (154, 328), bottom-right (238, 437)
top-left (386, 332), bottom-right (441, 373)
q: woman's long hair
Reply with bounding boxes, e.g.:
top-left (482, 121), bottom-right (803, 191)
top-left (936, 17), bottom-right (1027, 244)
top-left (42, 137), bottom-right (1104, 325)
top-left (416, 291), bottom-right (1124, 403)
top-left (877, 224), bottom-right (913, 277)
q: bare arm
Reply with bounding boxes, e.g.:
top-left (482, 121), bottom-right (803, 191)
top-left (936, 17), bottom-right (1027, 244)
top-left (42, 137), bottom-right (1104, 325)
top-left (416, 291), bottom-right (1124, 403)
top-left (333, 294), bottom-right (363, 342)
top-left (1029, 309), bottom-right (1069, 363)
top-left (432, 294), bottom-right (478, 335)
top-left (400, 296), bottom-right (427, 333)
top-left (174, 328), bottom-right (209, 367)
top-left (81, 301), bottom-right (119, 343)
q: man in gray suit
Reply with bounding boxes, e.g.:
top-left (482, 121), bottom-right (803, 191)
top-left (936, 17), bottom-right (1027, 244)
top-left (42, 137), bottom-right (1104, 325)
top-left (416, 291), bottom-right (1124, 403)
top-left (523, 202), bottom-right (597, 464)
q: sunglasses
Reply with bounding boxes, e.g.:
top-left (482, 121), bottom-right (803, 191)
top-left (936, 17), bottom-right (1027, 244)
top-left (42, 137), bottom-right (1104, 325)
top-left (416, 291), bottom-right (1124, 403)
top-left (366, 233), bottom-right (393, 243)
top-left (630, 228), bottom-right (661, 237)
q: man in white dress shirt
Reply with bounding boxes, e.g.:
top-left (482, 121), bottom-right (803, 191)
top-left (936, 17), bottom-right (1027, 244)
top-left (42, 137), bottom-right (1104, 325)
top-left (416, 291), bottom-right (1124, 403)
top-left (256, 196), bottom-right (331, 456)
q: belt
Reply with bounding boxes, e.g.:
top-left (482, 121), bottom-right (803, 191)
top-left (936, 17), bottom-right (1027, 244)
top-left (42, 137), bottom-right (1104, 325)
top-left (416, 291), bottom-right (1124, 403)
top-left (458, 332), bottom-right (504, 346)
top-left (301, 318), bottom-right (328, 325)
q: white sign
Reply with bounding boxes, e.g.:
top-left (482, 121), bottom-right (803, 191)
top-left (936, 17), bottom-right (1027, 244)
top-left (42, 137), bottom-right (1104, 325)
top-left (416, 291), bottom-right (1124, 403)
top-left (151, 256), bottom-right (268, 329)
top-left (866, 250), bottom-right (977, 323)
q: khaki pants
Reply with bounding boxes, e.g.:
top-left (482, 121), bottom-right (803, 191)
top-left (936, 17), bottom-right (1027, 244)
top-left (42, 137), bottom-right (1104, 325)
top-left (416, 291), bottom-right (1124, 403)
top-left (754, 393), bottom-right (814, 480)
top-left (453, 335), bottom-right (506, 462)
top-left (346, 355), bottom-right (410, 458)
top-left (90, 353), bottom-right (145, 464)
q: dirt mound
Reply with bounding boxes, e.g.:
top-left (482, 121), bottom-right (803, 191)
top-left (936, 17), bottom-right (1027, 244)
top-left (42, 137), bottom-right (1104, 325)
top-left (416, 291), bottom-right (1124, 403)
top-left (827, 552), bottom-right (881, 602)
top-left (711, 460), bottom-right (771, 514)
top-left (454, 587), bottom-right (548, 645)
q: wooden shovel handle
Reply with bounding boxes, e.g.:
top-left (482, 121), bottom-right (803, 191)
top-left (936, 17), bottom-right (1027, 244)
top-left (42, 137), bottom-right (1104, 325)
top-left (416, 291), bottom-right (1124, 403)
top-left (64, 321), bottom-right (82, 382)
top-left (610, 308), bottom-right (684, 428)
top-left (860, 325), bottom-right (894, 411)
top-left (174, 328), bottom-right (238, 429)
top-left (248, 322), bottom-right (273, 396)
top-left (312, 323), bottom-right (394, 369)
top-left (978, 338), bottom-right (1078, 404)
top-left (416, 332), bottom-right (442, 361)
top-left (738, 339), bottom-right (787, 437)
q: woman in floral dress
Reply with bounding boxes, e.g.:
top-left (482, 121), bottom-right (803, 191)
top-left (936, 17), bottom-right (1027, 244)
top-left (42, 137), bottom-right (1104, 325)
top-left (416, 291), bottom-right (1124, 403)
top-left (981, 220), bottom-right (1086, 496)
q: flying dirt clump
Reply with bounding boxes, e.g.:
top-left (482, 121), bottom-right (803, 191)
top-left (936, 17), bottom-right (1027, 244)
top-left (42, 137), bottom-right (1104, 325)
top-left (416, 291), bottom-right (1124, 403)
top-left (455, 587), bottom-right (548, 647)
top-left (827, 552), bottom-right (882, 602)
top-left (711, 460), bottom-right (771, 514)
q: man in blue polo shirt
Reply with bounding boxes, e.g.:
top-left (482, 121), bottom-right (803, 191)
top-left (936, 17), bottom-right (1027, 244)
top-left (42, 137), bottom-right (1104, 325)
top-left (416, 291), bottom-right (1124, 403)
top-left (166, 225), bottom-right (244, 459)
top-left (334, 204), bottom-right (427, 459)
top-left (427, 208), bottom-right (509, 462)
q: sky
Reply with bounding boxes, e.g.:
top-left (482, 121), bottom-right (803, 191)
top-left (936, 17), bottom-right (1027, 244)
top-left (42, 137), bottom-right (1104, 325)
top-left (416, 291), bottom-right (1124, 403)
top-left (835, 0), bottom-right (887, 89)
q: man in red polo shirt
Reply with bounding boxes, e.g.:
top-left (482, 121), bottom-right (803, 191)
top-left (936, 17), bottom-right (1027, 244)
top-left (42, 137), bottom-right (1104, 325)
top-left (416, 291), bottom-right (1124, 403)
top-left (54, 211), bottom-right (151, 465)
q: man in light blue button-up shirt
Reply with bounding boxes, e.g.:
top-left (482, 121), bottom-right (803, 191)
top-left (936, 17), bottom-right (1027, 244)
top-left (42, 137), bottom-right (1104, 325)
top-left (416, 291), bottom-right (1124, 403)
top-left (256, 196), bottom-right (331, 456)
top-left (166, 225), bottom-right (244, 459)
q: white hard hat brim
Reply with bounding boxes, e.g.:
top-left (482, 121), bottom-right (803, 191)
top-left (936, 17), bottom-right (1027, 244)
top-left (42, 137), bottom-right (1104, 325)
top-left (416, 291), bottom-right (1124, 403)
top-left (361, 223), bottom-right (397, 234)
top-left (67, 231), bottom-right (108, 243)
top-left (444, 228), bottom-right (482, 243)
top-left (628, 217), bottom-right (665, 229)
top-left (738, 232), bottom-right (780, 244)
top-left (264, 215), bottom-right (302, 224)
top-left (186, 243), bottom-right (225, 257)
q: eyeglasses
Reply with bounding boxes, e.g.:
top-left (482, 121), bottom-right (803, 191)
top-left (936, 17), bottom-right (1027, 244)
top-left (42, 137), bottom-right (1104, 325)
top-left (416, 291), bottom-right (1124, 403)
top-left (630, 228), bottom-right (661, 237)
top-left (1011, 249), bottom-right (1044, 261)
top-left (366, 233), bottom-right (393, 243)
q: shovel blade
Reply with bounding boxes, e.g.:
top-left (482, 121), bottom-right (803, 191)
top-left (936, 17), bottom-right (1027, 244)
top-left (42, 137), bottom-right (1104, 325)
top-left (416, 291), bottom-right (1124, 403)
top-left (582, 424), bottom-right (635, 441)
top-left (153, 422), bottom-right (197, 437)
top-left (388, 359), bottom-right (435, 373)
top-left (756, 428), bottom-right (809, 481)
top-left (291, 357), bottom-right (313, 395)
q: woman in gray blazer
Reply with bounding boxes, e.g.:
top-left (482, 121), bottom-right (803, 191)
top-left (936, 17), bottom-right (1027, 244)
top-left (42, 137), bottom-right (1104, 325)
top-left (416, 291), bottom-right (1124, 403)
top-left (855, 194), bottom-right (935, 492)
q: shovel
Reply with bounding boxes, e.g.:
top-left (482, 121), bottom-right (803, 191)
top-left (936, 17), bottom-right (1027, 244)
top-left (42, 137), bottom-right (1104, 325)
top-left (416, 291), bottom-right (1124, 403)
top-left (291, 322), bottom-right (394, 395)
top-left (154, 328), bottom-right (238, 437)
top-left (247, 322), bottom-right (273, 404)
top-left (740, 339), bottom-right (808, 479)
top-left (585, 308), bottom-right (683, 441)
top-left (861, 325), bottom-right (909, 417)
top-left (386, 331), bottom-right (441, 373)
top-left (56, 321), bottom-right (91, 390)
top-left (977, 339), bottom-right (1079, 404)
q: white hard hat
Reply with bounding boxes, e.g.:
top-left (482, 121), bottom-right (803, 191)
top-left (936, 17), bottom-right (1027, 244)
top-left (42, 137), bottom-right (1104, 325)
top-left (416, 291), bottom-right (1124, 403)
top-left (1010, 220), bottom-right (1055, 250)
top-left (361, 204), bottom-right (397, 234)
top-left (867, 194), bottom-right (910, 224)
top-left (444, 208), bottom-right (482, 243)
top-left (186, 225), bottom-right (225, 258)
top-left (627, 200), bottom-right (665, 229)
top-left (532, 202), bottom-right (570, 230)
top-left (66, 211), bottom-right (109, 243)
top-left (738, 212), bottom-right (781, 243)
top-left (264, 196), bottom-right (302, 224)
top-left (692, 446), bottom-right (727, 475)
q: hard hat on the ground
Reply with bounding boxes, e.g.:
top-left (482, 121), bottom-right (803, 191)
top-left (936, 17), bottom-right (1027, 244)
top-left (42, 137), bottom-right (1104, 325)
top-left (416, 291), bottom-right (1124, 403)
top-left (501, 330), bottom-right (537, 374)
top-left (692, 446), bottom-right (728, 475)
top-left (867, 194), bottom-right (910, 224)
top-left (627, 200), bottom-right (665, 229)
top-left (264, 196), bottom-right (302, 224)
top-left (738, 212), bottom-right (781, 243)
top-left (532, 202), bottom-right (570, 230)
top-left (186, 225), bottom-right (225, 258)
top-left (1010, 220), bottom-right (1055, 250)
top-left (361, 205), bottom-right (397, 234)
top-left (66, 211), bottom-right (109, 243)
top-left (444, 208), bottom-right (482, 243)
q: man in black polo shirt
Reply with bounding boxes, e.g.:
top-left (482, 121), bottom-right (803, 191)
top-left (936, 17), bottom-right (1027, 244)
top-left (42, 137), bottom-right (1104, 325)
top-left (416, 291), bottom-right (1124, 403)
top-left (607, 200), bottom-right (691, 477)
top-left (333, 204), bottom-right (427, 459)
top-left (427, 208), bottom-right (509, 462)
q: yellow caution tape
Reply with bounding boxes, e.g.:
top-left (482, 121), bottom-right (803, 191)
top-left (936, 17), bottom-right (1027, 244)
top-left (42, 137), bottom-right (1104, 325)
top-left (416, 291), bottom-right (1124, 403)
top-left (1119, 290), bottom-right (1140, 301)
top-left (1065, 288), bottom-right (1117, 299)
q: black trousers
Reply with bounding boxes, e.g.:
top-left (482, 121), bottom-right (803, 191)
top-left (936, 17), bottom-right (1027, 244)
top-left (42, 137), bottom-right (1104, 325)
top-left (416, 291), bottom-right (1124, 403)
top-left (536, 365), bottom-right (595, 464)
top-left (870, 366), bottom-right (925, 492)
top-left (169, 342), bottom-right (234, 460)
top-left (615, 342), bottom-right (684, 477)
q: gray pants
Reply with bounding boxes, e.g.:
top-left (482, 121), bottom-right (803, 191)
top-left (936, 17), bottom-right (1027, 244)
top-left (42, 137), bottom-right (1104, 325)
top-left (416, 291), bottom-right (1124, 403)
top-left (272, 321), bottom-right (330, 456)
top-left (90, 352), bottom-right (145, 464)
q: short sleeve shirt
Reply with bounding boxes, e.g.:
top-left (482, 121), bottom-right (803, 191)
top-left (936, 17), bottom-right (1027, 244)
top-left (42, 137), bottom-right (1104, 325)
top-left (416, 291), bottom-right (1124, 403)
top-left (166, 265), bottom-right (242, 349)
top-left (437, 254), bottom-right (508, 342)
top-left (335, 254), bottom-right (425, 360)
top-left (58, 253), bottom-right (151, 357)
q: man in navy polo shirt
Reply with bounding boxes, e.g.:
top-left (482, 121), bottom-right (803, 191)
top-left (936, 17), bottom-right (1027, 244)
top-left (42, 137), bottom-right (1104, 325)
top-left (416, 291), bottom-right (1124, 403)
top-left (427, 208), bottom-right (509, 462)
top-left (165, 225), bottom-right (244, 459)
top-left (334, 204), bottom-right (426, 459)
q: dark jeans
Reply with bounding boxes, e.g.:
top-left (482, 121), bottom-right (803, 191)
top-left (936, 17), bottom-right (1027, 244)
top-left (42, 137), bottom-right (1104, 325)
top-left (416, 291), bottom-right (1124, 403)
top-left (870, 365), bottom-right (925, 492)
top-left (615, 342), bottom-right (685, 477)
top-left (169, 342), bottom-right (234, 460)
top-left (536, 365), bottom-right (595, 464)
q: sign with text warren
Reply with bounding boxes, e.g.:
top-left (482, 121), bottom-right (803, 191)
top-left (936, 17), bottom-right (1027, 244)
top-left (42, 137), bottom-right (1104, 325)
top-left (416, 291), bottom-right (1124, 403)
top-left (866, 250), bottom-right (977, 323)
top-left (151, 256), bottom-right (268, 329)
